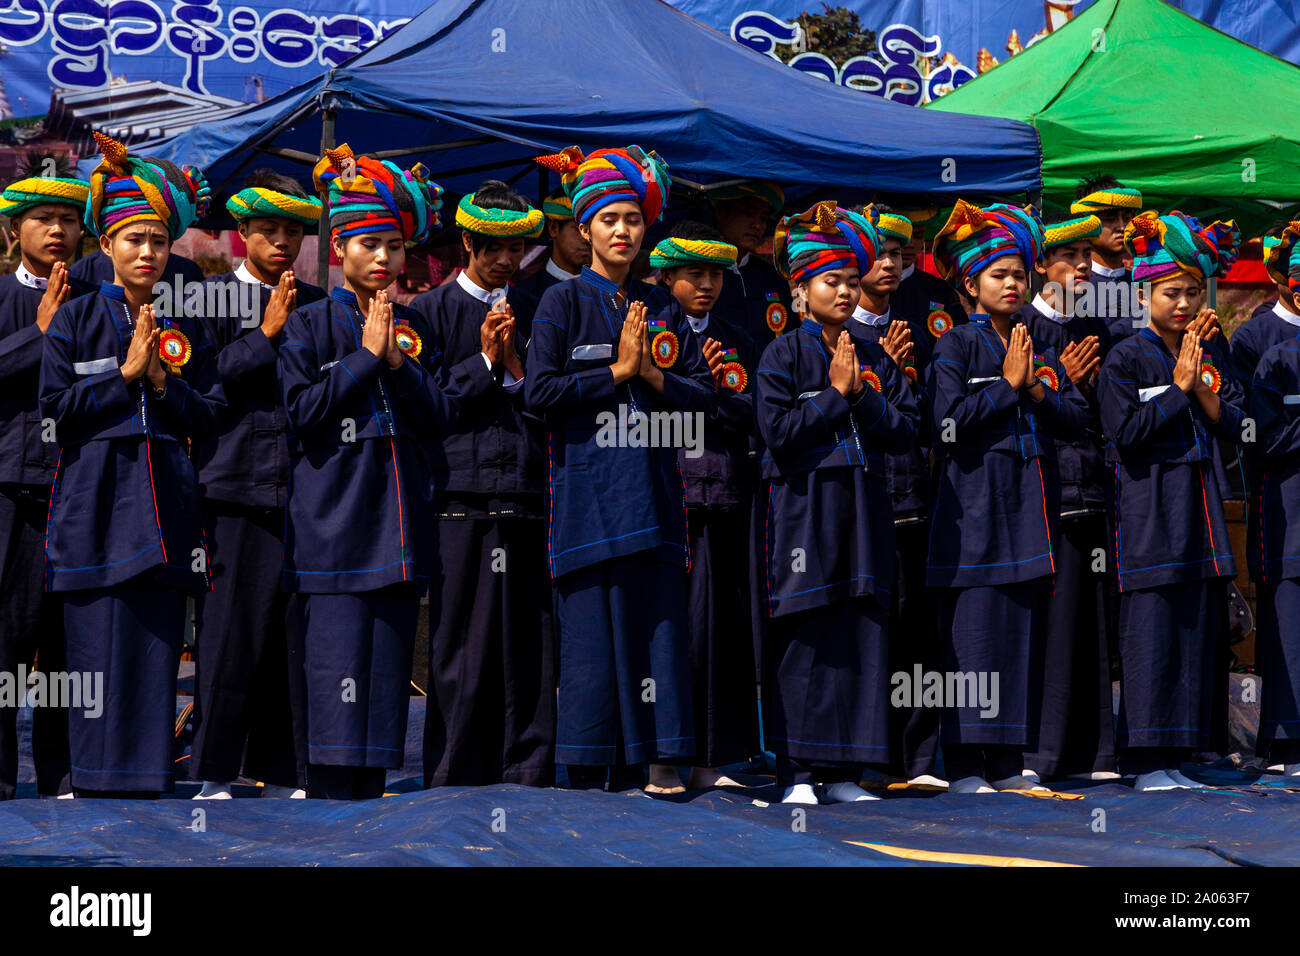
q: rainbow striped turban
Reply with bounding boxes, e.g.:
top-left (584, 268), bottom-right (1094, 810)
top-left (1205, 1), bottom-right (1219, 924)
top-left (455, 192), bottom-right (544, 238)
top-left (85, 131), bottom-right (210, 239)
top-left (1263, 222), bottom-right (1300, 290)
top-left (1123, 211), bottom-right (1239, 285)
top-left (312, 143), bottom-right (443, 243)
top-left (864, 204), bottom-right (912, 244)
top-left (0, 176), bottom-right (90, 218)
top-left (534, 145), bottom-right (669, 225)
top-left (542, 194), bottom-right (573, 222)
top-left (707, 180), bottom-right (785, 217)
top-left (1043, 214), bottom-right (1101, 249)
top-left (649, 236), bottom-right (738, 270)
top-left (774, 201), bottom-right (882, 284)
top-left (226, 186), bottom-right (321, 226)
top-left (933, 200), bottom-right (1044, 284)
top-left (1070, 186), bottom-right (1143, 215)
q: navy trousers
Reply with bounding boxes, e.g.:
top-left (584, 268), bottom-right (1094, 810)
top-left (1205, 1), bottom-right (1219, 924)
top-left (886, 520), bottom-right (941, 779)
top-left (1258, 579), bottom-right (1300, 763)
top-left (192, 501), bottom-right (301, 788)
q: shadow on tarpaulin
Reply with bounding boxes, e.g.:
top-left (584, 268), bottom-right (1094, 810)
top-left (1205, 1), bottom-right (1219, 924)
top-left (8, 691), bottom-right (1300, 867)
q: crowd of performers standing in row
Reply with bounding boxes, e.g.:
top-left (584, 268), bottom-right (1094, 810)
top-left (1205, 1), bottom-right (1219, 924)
top-left (2, 133), bottom-right (1298, 804)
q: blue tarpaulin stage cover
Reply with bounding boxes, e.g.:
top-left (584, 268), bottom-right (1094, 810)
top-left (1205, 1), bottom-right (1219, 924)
top-left (102, 0), bottom-right (1042, 211)
top-left (8, 698), bottom-right (1300, 867)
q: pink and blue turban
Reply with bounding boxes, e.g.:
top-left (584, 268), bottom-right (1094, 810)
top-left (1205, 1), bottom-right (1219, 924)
top-left (1123, 211), bottom-right (1239, 285)
top-left (534, 145), bottom-right (670, 225)
top-left (312, 143), bottom-right (444, 244)
top-left (774, 201), bottom-right (881, 284)
top-left (85, 130), bottom-right (210, 239)
top-left (933, 200), bottom-right (1044, 284)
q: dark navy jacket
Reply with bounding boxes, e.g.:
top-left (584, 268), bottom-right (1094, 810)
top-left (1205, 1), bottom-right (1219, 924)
top-left (755, 317), bottom-right (918, 616)
top-left (1248, 333), bottom-right (1300, 582)
top-left (1097, 327), bottom-right (1245, 591)
top-left (193, 270), bottom-right (326, 508)
top-left (1016, 298), bottom-right (1113, 516)
top-left (1230, 303), bottom-right (1300, 386)
top-left (509, 259), bottom-right (574, 342)
top-left (894, 265), bottom-right (969, 342)
top-left (677, 312), bottom-right (757, 510)
top-left (523, 266), bottom-right (715, 579)
top-left (0, 272), bottom-right (94, 487)
top-left (410, 277), bottom-right (546, 500)
top-left (70, 249), bottom-right (204, 289)
top-left (1082, 266), bottom-right (1139, 342)
top-left (924, 314), bottom-right (1089, 589)
top-left (39, 282), bottom-right (223, 592)
top-left (713, 253), bottom-right (793, 348)
top-left (278, 288), bottom-right (454, 593)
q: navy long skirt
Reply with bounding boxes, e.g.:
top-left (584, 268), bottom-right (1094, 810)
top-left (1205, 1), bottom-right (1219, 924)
top-left (1253, 579), bottom-right (1300, 756)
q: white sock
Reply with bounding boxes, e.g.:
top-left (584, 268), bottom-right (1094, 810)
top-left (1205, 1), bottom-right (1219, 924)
top-left (55, 792), bottom-right (75, 800)
top-left (822, 781), bottom-right (880, 803)
top-left (1283, 763), bottom-right (1300, 777)
top-left (1068, 770), bottom-right (1122, 781)
top-left (1133, 770), bottom-right (1187, 791)
top-left (194, 780), bottom-right (233, 800)
top-left (781, 783), bottom-right (818, 805)
top-left (1165, 769), bottom-right (1207, 789)
top-left (990, 774), bottom-right (1049, 792)
top-left (262, 784), bottom-right (307, 799)
top-left (948, 775), bottom-right (996, 794)
top-left (1020, 769), bottom-right (1042, 782)
top-left (908, 773), bottom-right (948, 788)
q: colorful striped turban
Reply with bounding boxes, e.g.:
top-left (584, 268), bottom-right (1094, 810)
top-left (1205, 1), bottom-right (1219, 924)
top-left (1123, 211), bottom-right (1239, 285)
top-left (1070, 186), bottom-right (1143, 215)
top-left (226, 187), bottom-right (321, 226)
top-left (85, 131), bottom-right (210, 239)
top-left (1043, 214), bottom-right (1101, 249)
top-left (774, 201), bottom-right (882, 284)
top-left (933, 200), bottom-right (1044, 284)
top-left (312, 143), bottom-right (444, 244)
top-left (0, 176), bottom-right (89, 218)
top-left (455, 192), bottom-right (544, 238)
top-left (542, 194), bottom-right (573, 222)
top-left (1263, 222), bottom-right (1300, 289)
top-left (707, 180), bottom-right (785, 217)
top-left (534, 145), bottom-right (669, 225)
top-left (649, 236), bottom-right (738, 270)
top-left (864, 204), bottom-right (912, 244)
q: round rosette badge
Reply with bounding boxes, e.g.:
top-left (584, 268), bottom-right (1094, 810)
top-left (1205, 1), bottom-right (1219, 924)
top-left (1033, 354), bottom-right (1059, 391)
top-left (158, 328), bottom-right (192, 373)
top-left (649, 317), bottom-right (678, 368)
top-left (394, 324), bottom-right (423, 359)
top-left (720, 348), bottom-right (747, 392)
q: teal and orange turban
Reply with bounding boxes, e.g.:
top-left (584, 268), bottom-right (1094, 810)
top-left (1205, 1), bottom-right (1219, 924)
top-left (1070, 186), bottom-right (1143, 216)
top-left (1043, 214), bottom-right (1101, 249)
top-left (774, 201), bottom-right (882, 284)
top-left (226, 186), bottom-right (321, 226)
top-left (707, 179), bottom-right (784, 217)
top-left (535, 145), bottom-right (669, 225)
top-left (1263, 222), bottom-right (1300, 291)
top-left (312, 143), bottom-right (443, 244)
top-left (1124, 211), bottom-right (1239, 285)
top-left (863, 204), bottom-right (912, 245)
top-left (649, 236), bottom-right (738, 270)
top-left (85, 131), bottom-right (209, 239)
top-left (0, 176), bottom-right (89, 218)
top-left (933, 200), bottom-right (1044, 284)
top-left (455, 192), bottom-right (544, 238)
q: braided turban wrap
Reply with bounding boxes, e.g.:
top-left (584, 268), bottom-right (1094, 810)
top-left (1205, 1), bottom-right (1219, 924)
top-left (1123, 211), bottom-right (1239, 285)
top-left (85, 130), bottom-right (210, 239)
top-left (312, 143), bottom-right (444, 244)
top-left (1070, 186), bottom-right (1143, 215)
top-left (1043, 214), bottom-right (1101, 249)
top-left (933, 200), bottom-right (1044, 285)
top-left (541, 194), bottom-right (574, 222)
top-left (649, 236), bottom-right (738, 270)
top-left (863, 204), bottom-right (912, 245)
top-left (1263, 222), bottom-right (1300, 293)
top-left (0, 177), bottom-right (90, 218)
top-left (774, 201), bottom-right (882, 284)
top-left (534, 145), bottom-right (670, 226)
top-left (226, 187), bottom-right (321, 226)
top-left (707, 180), bottom-right (785, 217)
top-left (455, 192), bottom-right (544, 238)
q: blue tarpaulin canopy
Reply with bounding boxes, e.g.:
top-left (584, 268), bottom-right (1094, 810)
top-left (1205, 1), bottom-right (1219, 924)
top-left (107, 0), bottom-right (1041, 215)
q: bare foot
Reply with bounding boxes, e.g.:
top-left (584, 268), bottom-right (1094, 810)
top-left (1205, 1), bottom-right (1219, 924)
top-left (645, 764), bottom-right (685, 794)
top-left (686, 767), bottom-right (746, 790)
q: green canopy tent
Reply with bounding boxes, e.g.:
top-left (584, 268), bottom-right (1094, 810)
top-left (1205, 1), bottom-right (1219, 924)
top-left (926, 0), bottom-right (1300, 237)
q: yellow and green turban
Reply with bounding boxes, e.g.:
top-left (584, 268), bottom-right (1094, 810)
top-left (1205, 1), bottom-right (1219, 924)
top-left (0, 176), bottom-right (89, 218)
top-left (864, 204), bottom-right (912, 244)
top-left (707, 180), bottom-right (785, 217)
top-left (455, 192), bottom-right (544, 238)
top-left (86, 130), bottom-right (210, 239)
top-left (1070, 187), bottom-right (1143, 216)
top-left (542, 194), bottom-right (573, 222)
top-left (649, 236), bottom-right (738, 270)
top-left (226, 186), bottom-right (321, 226)
top-left (1043, 214), bottom-right (1101, 249)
